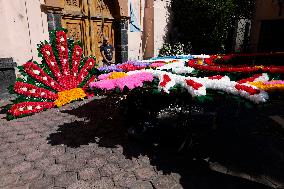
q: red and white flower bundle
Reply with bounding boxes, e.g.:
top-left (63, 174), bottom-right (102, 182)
top-left (8, 102), bottom-right (55, 117)
top-left (14, 82), bottom-right (58, 100)
top-left (8, 30), bottom-right (96, 118)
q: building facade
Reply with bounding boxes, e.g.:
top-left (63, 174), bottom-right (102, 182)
top-left (250, 0), bottom-right (284, 52)
top-left (0, 0), bottom-right (170, 94)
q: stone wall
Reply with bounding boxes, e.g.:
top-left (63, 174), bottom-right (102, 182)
top-left (0, 58), bottom-right (16, 98)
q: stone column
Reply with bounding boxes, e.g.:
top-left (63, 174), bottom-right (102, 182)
top-left (116, 18), bottom-right (129, 63)
top-left (47, 13), bottom-right (62, 31)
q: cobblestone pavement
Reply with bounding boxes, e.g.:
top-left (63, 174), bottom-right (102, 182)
top-left (0, 96), bottom-right (282, 189)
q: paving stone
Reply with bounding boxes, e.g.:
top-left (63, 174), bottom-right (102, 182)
top-left (67, 180), bottom-right (91, 189)
top-left (56, 152), bottom-right (76, 164)
top-left (50, 146), bottom-right (66, 157)
top-left (18, 146), bottom-right (35, 154)
top-left (152, 176), bottom-right (178, 189)
top-left (100, 163), bottom-right (121, 177)
top-left (35, 157), bottom-right (55, 169)
top-left (45, 164), bottom-right (66, 176)
top-left (24, 133), bottom-right (41, 140)
top-left (134, 167), bottom-right (157, 180)
top-left (11, 161), bottom-right (33, 174)
top-left (66, 158), bottom-right (87, 171)
top-left (170, 173), bottom-right (182, 183)
top-left (38, 142), bottom-right (51, 151)
top-left (4, 154), bottom-right (25, 166)
top-left (75, 151), bottom-right (93, 160)
top-left (94, 147), bottom-right (112, 156)
top-left (87, 156), bottom-right (107, 168)
top-left (25, 150), bottom-right (45, 161)
top-left (0, 149), bottom-right (18, 159)
top-left (0, 143), bottom-right (12, 152)
top-left (0, 165), bottom-right (11, 175)
top-left (18, 128), bottom-right (34, 135)
top-left (29, 176), bottom-right (54, 188)
top-left (128, 180), bottom-right (154, 189)
top-left (0, 174), bottom-right (20, 187)
top-left (20, 169), bottom-right (43, 181)
top-left (6, 134), bottom-right (24, 143)
top-left (79, 167), bottom-right (100, 181)
top-left (113, 171), bottom-right (137, 188)
top-left (119, 159), bottom-right (136, 171)
top-left (55, 172), bottom-right (78, 188)
top-left (93, 177), bottom-right (115, 189)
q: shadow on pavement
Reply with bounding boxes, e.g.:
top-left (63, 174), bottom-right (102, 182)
top-left (47, 95), bottom-right (283, 189)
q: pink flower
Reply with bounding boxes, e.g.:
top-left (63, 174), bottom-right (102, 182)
top-left (89, 72), bottom-right (154, 91)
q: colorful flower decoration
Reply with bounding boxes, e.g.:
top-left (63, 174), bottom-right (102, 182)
top-left (90, 72), bottom-right (154, 91)
top-left (8, 30), bottom-right (96, 119)
top-left (188, 59), bottom-right (284, 74)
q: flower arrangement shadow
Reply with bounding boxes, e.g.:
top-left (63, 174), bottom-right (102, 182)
top-left (46, 93), bottom-right (283, 189)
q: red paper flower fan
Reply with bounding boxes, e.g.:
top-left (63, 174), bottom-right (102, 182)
top-left (8, 29), bottom-right (97, 119)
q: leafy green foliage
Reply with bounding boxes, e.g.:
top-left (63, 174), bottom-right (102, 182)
top-left (170, 0), bottom-right (255, 54)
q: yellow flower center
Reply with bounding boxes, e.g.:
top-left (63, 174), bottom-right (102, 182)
top-left (108, 72), bottom-right (127, 80)
top-left (54, 88), bottom-right (86, 107)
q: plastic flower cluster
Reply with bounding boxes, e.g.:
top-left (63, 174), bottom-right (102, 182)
top-left (89, 72), bottom-right (154, 91)
top-left (8, 30), bottom-right (96, 118)
top-left (249, 80), bottom-right (284, 91)
top-left (130, 70), bottom-right (269, 103)
top-left (54, 88), bottom-right (86, 107)
top-left (188, 59), bottom-right (284, 74)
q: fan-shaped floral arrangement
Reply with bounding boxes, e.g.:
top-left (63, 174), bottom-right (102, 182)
top-left (7, 29), bottom-right (97, 119)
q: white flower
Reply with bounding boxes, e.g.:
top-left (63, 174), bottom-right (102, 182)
top-left (89, 62), bottom-right (93, 66)
top-left (46, 51), bottom-right (50, 56)
top-left (36, 105), bottom-right (41, 109)
top-left (64, 71), bottom-right (68, 75)
top-left (57, 73), bottom-right (61, 76)
top-left (19, 107), bottom-right (24, 111)
top-left (42, 76), bottom-right (47, 81)
top-left (41, 92), bottom-right (45, 96)
top-left (61, 46), bottom-right (65, 51)
top-left (63, 59), bottom-right (67, 64)
top-left (27, 106), bottom-right (33, 110)
top-left (21, 87), bottom-right (28, 92)
top-left (33, 70), bottom-right (40, 75)
top-left (50, 62), bottom-right (55, 66)
top-left (30, 89), bottom-right (36, 93)
top-left (74, 61), bottom-right (78, 65)
top-left (74, 73), bottom-right (77, 76)
top-left (76, 51), bottom-right (80, 55)
top-left (60, 37), bottom-right (65, 42)
top-left (51, 82), bottom-right (54, 86)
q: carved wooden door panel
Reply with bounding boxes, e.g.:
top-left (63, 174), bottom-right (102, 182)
top-left (60, 0), bottom-right (115, 61)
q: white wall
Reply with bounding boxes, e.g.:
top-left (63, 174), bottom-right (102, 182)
top-left (0, 0), bottom-right (49, 69)
top-left (153, 0), bottom-right (171, 57)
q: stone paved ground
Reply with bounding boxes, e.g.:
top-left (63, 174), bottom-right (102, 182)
top-left (0, 95), bottom-right (283, 189)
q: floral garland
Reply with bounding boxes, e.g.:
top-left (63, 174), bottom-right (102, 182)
top-left (89, 72), bottom-right (154, 91)
top-left (128, 70), bottom-right (269, 103)
top-left (237, 73), bottom-right (269, 84)
top-left (188, 59), bottom-right (284, 73)
top-left (156, 59), bottom-right (195, 74)
top-left (249, 80), bottom-right (284, 91)
top-left (8, 30), bottom-right (96, 119)
top-left (9, 102), bottom-right (55, 117)
top-left (54, 88), bottom-right (86, 107)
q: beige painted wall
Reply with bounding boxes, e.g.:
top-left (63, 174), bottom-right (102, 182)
top-left (0, 0), bottom-right (49, 69)
top-left (250, 0), bottom-right (284, 51)
top-left (153, 0), bottom-right (171, 57)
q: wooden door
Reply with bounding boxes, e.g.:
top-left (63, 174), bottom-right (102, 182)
top-left (60, 0), bottom-right (116, 63)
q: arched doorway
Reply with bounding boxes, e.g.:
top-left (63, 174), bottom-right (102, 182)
top-left (44, 0), bottom-right (127, 64)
